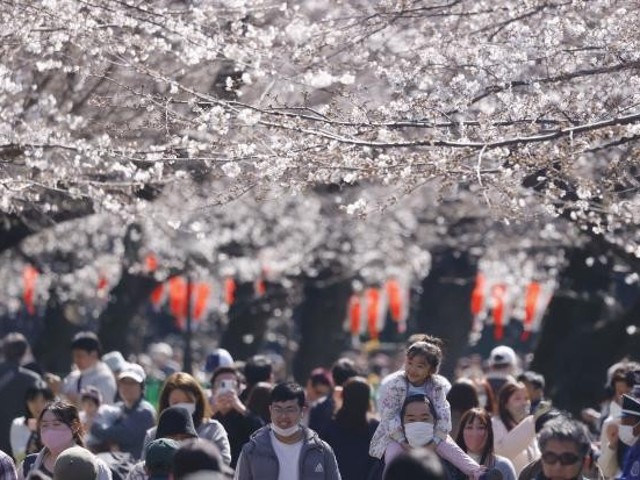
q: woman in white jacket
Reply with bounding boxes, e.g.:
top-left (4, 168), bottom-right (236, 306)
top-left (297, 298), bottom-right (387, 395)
top-left (491, 382), bottom-right (540, 475)
top-left (18, 401), bottom-right (112, 480)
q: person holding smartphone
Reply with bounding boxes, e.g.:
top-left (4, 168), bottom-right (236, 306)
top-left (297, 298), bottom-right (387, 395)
top-left (210, 367), bottom-right (264, 468)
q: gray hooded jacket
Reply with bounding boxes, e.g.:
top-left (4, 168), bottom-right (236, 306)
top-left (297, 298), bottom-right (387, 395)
top-left (234, 425), bottom-right (341, 480)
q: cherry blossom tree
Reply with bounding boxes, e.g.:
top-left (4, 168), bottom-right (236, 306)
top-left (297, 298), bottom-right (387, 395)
top-left (2, 0), bottom-right (640, 392)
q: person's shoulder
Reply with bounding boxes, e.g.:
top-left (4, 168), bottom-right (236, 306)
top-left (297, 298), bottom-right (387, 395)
top-left (202, 417), bottom-right (225, 430)
top-left (243, 426), bottom-right (271, 452)
top-left (96, 362), bottom-right (116, 378)
top-left (12, 415), bottom-right (26, 427)
top-left (64, 369), bottom-right (81, 381)
top-left (17, 365), bottom-right (41, 383)
top-left (137, 400), bottom-right (156, 413)
top-left (494, 454), bottom-right (516, 471)
top-left (381, 370), bottom-right (407, 389)
top-left (303, 425), bottom-right (332, 449)
top-left (0, 448), bottom-right (12, 462)
top-left (431, 373), bottom-right (450, 386)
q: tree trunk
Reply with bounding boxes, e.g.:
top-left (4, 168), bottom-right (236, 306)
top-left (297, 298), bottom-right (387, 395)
top-left (97, 272), bottom-right (158, 356)
top-left (530, 243), bottom-right (623, 415)
top-left (221, 282), bottom-right (273, 362)
top-left (292, 276), bottom-right (352, 384)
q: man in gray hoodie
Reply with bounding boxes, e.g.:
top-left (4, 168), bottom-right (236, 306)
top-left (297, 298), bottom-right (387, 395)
top-left (234, 382), bottom-right (341, 480)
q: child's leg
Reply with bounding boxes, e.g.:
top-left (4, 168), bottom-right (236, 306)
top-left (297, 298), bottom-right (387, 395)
top-left (383, 441), bottom-right (405, 476)
top-left (435, 436), bottom-right (485, 479)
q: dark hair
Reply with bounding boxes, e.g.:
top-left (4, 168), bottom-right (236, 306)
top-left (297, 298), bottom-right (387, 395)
top-left (158, 372), bottom-right (211, 428)
top-left (70, 331), bottom-right (102, 355)
top-left (384, 447), bottom-right (445, 480)
top-left (210, 366), bottom-right (239, 386)
top-left (335, 377), bottom-right (371, 432)
top-left (25, 382), bottom-right (55, 419)
top-left (331, 358), bottom-right (358, 387)
top-left (246, 382), bottom-right (273, 423)
top-left (244, 355), bottom-right (272, 386)
top-left (407, 334), bottom-right (445, 350)
top-left (309, 368), bottom-right (333, 389)
top-left (38, 401), bottom-right (85, 447)
top-left (172, 438), bottom-right (228, 479)
top-left (538, 417), bottom-right (591, 457)
top-left (270, 382), bottom-right (305, 408)
top-left (455, 408), bottom-right (495, 466)
top-left (497, 382), bottom-right (527, 431)
top-left (3, 332), bottom-right (29, 362)
top-left (406, 341), bottom-right (443, 373)
top-left (476, 379), bottom-right (497, 415)
top-left (447, 379), bottom-right (479, 414)
top-left (517, 371), bottom-right (546, 390)
top-left (400, 394), bottom-right (437, 428)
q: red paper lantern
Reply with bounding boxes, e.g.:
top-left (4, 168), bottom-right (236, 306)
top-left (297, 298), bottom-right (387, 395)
top-left (491, 284), bottom-right (507, 340)
top-left (348, 294), bottom-right (362, 337)
top-left (470, 273), bottom-right (486, 316)
top-left (168, 277), bottom-right (188, 324)
top-left (386, 279), bottom-right (402, 322)
top-left (366, 288), bottom-right (381, 340)
top-left (224, 278), bottom-right (236, 306)
top-left (145, 253), bottom-right (158, 272)
top-left (23, 265), bottom-right (38, 315)
top-left (193, 282), bottom-right (211, 321)
top-left (521, 282), bottom-right (545, 341)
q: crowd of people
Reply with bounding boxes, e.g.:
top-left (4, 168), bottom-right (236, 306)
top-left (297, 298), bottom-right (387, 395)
top-left (0, 330), bottom-right (639, 480)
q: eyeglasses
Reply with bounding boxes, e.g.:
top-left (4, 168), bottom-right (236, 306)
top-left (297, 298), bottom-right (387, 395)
top-left (541, 451), bottom-right (581, 466)
top-left (271, 406), bottom-right (301, 417)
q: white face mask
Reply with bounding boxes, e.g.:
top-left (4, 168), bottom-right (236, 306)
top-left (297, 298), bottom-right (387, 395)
top-left (271, 423), bottom-right (301, 437)
top-left (172, 402), bottom-right (196, 416)
top-left (477, 393), bottom-right (488, 408)
top-left (404, 422), bottom-right (434, 448)
top-left (619, 423), bottom-right (639, 446)
top-left (510, 402), bottom-right (531, 422)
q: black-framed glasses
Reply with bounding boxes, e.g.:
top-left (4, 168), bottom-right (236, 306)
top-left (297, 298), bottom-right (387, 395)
top-left (541, 451), bottom-right (581, 466)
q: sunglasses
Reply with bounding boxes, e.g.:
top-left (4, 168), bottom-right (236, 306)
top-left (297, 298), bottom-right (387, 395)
top-left (541, 451), bottom-right (581, 466)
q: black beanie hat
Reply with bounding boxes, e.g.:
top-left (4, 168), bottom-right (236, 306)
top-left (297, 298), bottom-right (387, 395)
top-left (156, 406), bottom-right (198, 439)
top-left (172, 438), bottom-right (234, 478)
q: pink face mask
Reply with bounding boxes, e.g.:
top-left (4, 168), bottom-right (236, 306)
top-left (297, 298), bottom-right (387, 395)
top-left (41, 427), bottom-right (74, 451)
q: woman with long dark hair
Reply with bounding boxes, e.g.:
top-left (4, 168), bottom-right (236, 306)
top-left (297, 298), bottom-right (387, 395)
top-left (491, 382), bottom-right (540, 475)
top-left (321, 377), bottom-right (380, 480)
top-left (456, 408), bottom-right (516, 480)
top-left (18, 400), bottom-right (111, 479)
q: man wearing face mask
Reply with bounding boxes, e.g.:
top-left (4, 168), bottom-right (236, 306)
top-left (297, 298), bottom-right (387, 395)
top-left (619, 394), bottom-right (640, 480)
top-left (234, 382), bottom-right (341, 480)
top-left (400, 394), bottom-right (493, 480)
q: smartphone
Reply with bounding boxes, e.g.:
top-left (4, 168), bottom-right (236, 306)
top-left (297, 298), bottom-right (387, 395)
top-left (218, 379), bottom-right (236, 394)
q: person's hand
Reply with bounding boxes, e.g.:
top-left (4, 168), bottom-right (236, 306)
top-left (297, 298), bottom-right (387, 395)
top-left (606, 422), bottom-right (619, 447)
top-left (472, 466), bottom-right (488, 480)
top-left (215, 390), bottom-right (247, 415)
top-left (44, 373), bottom-right (62, 396)
top-left (27, 418), bottom-right (37, 431)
